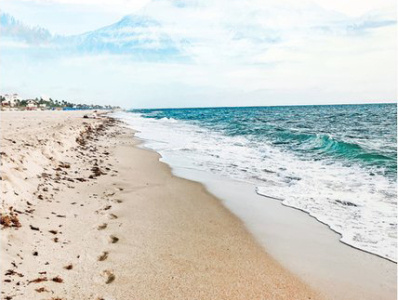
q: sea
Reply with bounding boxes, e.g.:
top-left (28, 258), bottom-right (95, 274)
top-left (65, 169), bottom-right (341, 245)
top-left (116, 104), bottom-right (397, 262)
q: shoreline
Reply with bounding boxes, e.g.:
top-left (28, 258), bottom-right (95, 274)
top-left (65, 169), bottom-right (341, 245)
top-left (1, 111), bottom-right (321, 299)
top-left (118, 105), bottom-right (397, 264)
top-left (167, 166), bottom-right (397, 300)
top-left (119, 115), bottom-right (397, 300)
top-left (136, 133), bottom-right (396, 263)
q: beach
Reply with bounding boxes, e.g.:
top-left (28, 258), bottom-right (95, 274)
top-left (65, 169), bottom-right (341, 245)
top-left (1, 0), bottom-right (396, 297)
top-left (118, 106), bottom-right (397, 300)
top-left (0, 110), bottom-right (321, 299)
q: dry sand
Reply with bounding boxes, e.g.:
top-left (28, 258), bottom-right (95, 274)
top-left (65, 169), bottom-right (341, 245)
top-left (0, 110), bottom-right (321, 299)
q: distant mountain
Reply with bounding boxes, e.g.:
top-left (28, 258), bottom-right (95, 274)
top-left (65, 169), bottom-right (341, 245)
top-left (0, 11), bottom-right (52, 44)
top-left (62, 14), bottom-right (183, 60)
top-left (0, 12), bottom-right (184, 61)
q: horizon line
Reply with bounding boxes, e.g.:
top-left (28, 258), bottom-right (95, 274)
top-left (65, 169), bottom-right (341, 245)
top-left (127, 101), bottom-right (397, 111)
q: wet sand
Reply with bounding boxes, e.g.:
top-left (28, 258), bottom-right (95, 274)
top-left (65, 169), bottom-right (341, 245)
top-left (170, 167), bottom-right (397, 300)
top-left (0, 111), bottom-right (320, 299)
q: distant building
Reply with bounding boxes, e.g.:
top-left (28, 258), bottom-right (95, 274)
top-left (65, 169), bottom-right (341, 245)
top-left (1, 93), bottom-right (19, 107)
top-left (26, 99), bottom-right (38, 110)
top-left (1, 99), bottom-right (9, 107)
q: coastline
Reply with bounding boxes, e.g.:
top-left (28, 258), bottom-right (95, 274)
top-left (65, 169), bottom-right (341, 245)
top-left (1, 111), bottom-right (320, 299)
top-left (169, 167), bottom-right (397, 300)
top-left (120, 112), bottom-right (397, 300)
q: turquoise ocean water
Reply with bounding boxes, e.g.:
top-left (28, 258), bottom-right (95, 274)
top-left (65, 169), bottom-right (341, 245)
top-left (117, 104), bottom-right (397, 261)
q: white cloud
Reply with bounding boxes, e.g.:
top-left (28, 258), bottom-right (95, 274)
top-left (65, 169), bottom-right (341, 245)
top-left (135, 0), bottom-right (395, 68)
top-left (315, 0), bottom-right (395, 17)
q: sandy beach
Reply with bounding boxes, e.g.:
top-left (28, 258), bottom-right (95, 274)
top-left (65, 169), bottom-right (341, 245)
top-left (1, 0), bottom-right (396, 297)
top-left (0, 110), bottom-right (321, 299)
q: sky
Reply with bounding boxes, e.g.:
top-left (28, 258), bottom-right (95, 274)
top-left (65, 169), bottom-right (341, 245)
top-left (0, 0), bottom-right (396, 108)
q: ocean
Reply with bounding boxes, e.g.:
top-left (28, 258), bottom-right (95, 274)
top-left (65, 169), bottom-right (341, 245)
top-left (116, 104), bottom-right (397, 262)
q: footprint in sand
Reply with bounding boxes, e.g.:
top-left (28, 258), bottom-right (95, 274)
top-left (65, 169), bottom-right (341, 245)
top-left (95, 205), bottom-right (112, 214)
top-left (103, 205), bottom-right (112, 210)
top-left (102, 270), bottom-right (115, 284)
top-left (104, 191), bottom-right (115, 197)
top-left (109, 235), bottom-right (119, 244)
top-left (97, 223), bottom-right (107, 230)
top-left (98, 251), bottom-right (109, 261)
top-left (107, 213), bottom-right (118, 220)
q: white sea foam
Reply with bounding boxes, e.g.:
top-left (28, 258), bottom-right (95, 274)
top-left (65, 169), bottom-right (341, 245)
top-left (115, 112), bottom-right (397, 262)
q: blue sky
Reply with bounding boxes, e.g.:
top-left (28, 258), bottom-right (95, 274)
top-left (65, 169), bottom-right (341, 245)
top-left (0, 0), bottom-right (396, 108)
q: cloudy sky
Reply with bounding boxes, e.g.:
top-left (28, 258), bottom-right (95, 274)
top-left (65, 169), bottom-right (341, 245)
top-left (0, 0), bottom-right (396, 108)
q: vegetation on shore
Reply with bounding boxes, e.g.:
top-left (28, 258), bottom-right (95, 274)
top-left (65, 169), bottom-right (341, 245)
top-left (0, 96), bottom-right (120, 110)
